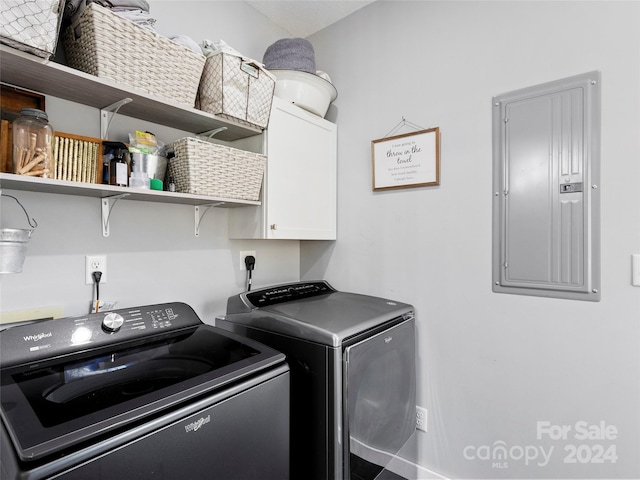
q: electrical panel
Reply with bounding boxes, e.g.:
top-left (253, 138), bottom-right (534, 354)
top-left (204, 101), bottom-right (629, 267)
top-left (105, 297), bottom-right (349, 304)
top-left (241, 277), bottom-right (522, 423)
top-left (492, 71), bottom-right (601, 301)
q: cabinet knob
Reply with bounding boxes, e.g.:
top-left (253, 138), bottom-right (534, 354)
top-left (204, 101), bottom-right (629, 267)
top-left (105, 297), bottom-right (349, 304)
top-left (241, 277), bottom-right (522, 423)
top-left (270, 224), bottom-right (278, 230)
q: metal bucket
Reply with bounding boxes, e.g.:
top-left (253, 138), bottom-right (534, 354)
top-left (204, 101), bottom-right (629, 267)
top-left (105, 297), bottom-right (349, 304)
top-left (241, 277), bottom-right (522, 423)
top-left (130, 153), bottom-right (168, 181)
top-left (0, 195), bottom-right (37, 274)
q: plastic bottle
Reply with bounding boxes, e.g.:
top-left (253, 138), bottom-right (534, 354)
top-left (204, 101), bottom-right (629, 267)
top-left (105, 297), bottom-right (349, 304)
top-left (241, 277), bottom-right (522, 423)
top-left (109, 148), bottom-right (129, 187)
top-left (12, 108), bottom-right (54, 178)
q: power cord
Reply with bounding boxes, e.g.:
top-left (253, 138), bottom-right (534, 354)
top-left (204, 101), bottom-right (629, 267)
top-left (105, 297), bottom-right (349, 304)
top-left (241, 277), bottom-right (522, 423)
top-left (93, 271), bottom-right (102, 313)
top-left (244, 255), bottom-right (255, 291)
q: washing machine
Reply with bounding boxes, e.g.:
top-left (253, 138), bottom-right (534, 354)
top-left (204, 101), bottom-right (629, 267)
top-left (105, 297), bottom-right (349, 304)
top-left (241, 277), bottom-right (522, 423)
top-left (1, 302), bottom-right (289, 480)
top-left (216, 281), bottom-right (416, 480)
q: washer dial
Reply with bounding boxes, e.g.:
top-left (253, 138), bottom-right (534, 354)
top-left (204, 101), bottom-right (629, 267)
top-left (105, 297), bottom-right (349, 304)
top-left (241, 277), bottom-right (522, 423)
top-left (102, 312), bottom-right (124, 332)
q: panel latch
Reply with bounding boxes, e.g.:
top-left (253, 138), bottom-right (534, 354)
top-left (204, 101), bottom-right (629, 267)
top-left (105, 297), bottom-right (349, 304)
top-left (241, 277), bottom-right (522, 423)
top-left (560, 182), bottom-right (583, 193)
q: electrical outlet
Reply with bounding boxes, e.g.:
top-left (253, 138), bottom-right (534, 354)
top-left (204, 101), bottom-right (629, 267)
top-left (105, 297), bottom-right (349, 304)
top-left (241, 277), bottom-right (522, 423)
top-left (239, 250), bottom-right (256, 270)
top-left (416, 406), bottom-right (427, 432)
top-left (85, 255), bottom-right (107, 284)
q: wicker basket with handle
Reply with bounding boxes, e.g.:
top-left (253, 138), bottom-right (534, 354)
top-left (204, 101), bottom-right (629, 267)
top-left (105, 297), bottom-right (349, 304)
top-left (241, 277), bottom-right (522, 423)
top-left (168, 137), bottom-right (266, 201)
top-left (62, 3), bottom-right (205, 108)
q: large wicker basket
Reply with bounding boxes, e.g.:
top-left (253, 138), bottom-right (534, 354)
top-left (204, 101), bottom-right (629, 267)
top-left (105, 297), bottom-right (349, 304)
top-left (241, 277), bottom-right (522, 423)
top-left (63, 3), bottom-right (205, 107)
top-left (168, 137), bottom-right (266, 201)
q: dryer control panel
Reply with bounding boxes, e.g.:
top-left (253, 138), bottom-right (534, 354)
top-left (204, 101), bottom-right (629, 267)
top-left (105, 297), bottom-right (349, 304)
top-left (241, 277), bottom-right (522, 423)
top-left (245, 281), bottom-right (335, 308)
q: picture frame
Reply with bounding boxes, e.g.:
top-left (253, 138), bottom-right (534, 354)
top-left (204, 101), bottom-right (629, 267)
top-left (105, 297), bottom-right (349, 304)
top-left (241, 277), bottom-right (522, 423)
top-left (371, 127), bottom-right (440, 191)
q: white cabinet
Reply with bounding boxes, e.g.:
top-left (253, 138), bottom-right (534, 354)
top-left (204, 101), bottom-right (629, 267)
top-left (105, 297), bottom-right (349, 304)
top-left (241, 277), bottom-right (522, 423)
top-left (229, 97), bottom-right (337, 240)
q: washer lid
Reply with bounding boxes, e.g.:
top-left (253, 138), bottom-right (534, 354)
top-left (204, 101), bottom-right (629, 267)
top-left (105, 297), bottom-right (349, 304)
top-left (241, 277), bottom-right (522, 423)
top-left (229, 282), bottom-right (414, 347)
top-left (1, 306), bottom-right (285, 462)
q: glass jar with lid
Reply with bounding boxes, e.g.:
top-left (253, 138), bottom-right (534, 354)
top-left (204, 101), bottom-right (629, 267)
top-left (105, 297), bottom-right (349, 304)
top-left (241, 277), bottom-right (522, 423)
top-left (12, 108), bottom-right (54, 178)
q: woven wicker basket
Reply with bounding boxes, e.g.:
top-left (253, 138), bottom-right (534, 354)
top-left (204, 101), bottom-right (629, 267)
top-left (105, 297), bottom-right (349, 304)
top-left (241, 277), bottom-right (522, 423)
top-left (196, 52), bottom-right (275, 129)
top-left (63, 3), bottom-right (205, 108)
top-left (168, 137), bottom-right (266, 201)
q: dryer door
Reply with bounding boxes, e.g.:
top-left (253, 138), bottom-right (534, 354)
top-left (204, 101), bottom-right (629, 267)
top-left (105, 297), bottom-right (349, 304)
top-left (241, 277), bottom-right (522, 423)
top-left (344, 316), bottom-right (416, 478)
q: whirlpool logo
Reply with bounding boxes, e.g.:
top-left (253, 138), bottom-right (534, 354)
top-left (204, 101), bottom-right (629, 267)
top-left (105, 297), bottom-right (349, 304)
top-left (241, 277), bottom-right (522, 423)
top-left (184, 415), bottom-right (211, 433)
top-left (23, 332), bottom-right (52, 342)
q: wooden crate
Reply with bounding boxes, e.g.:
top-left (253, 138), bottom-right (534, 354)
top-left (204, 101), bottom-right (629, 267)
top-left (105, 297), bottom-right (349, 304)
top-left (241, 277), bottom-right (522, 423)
top-left (53, 132), bottom-right (103, 184)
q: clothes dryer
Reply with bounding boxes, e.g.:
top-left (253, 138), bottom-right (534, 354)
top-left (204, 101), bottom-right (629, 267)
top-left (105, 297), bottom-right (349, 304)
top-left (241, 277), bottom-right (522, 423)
top-left (217, 281), bottom-right (416, 480)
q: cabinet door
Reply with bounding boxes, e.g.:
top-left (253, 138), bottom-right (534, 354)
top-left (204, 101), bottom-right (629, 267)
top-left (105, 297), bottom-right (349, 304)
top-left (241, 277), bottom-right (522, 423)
top-left (228, 97), bottom-right (337, 240)
top-left (265, 98), bottom-right (337, 239)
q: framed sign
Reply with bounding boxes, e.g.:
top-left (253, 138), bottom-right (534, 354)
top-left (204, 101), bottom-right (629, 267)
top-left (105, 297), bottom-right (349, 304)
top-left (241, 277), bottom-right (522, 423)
top-left (371, 127), bottom-right (440, 191)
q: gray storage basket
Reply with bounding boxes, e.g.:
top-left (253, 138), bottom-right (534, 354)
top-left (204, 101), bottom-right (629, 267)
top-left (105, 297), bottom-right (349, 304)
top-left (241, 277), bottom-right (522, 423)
top-left (62, 3), bottom-right (205, 107)
top-left (0, 0), bottom-right (63, 58)
top-left (196, 52), bottom-right (276, 129)
top-left (168, 137), bottom-right (266, 201)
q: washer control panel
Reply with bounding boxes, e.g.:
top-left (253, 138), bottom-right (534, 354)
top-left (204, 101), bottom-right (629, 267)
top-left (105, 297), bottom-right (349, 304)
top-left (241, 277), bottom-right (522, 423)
top-left (0, 302), bottom-right (201, 368)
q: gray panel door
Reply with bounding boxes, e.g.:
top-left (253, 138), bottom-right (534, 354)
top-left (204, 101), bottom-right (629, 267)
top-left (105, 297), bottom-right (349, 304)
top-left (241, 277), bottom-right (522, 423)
top-left (344, 317), bottom-right (416, 475)
top-left (492, 71), bottom-right (601, 301)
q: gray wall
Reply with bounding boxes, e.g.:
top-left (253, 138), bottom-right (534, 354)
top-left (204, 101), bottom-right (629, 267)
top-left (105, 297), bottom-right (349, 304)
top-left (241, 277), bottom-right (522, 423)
top-left (305, 1), bottom-right (640, 479)
top-left (0, 1), bottom-right (301, 324)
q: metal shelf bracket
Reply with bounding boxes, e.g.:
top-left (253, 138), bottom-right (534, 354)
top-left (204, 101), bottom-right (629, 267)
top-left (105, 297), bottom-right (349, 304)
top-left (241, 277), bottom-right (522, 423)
top-left (194, 203), bottom-right (224, 237)
top-left (100, 98), bottom-right (133, 140)
top-left (102, 194), bottom-right (130, 237)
